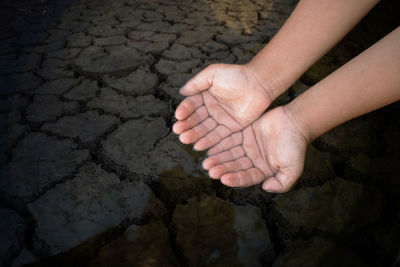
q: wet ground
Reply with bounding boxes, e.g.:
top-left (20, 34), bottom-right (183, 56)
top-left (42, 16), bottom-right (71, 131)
top-left (0, 0), bottom-right (399, 266)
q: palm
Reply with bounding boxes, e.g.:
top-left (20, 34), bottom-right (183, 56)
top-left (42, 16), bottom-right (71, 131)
top-left (173, 64), bottom-right (271, 151)
top-left (202, 107), bottom-right (308, 193)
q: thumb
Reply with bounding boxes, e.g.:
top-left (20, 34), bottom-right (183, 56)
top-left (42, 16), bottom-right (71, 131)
top-left (179, 64), bottom-right (217, 96)
top-left (262, 169), bottom-right (300, 193)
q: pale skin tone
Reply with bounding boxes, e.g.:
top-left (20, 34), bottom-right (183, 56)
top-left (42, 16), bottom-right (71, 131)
top-left (173, 0), bottom-right (400, 193)
top-left (173, 0), bottom-right (379, 150)
top-left (203, 27), bottom-right (400, 193)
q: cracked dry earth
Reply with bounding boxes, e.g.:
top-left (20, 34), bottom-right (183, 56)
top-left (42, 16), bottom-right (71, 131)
top-left (0, 0), bottom-right (399, 266)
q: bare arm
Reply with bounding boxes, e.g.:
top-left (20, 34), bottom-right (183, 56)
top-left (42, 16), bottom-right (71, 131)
top-left (202, 27), bottom-right (400, 193)
top-left (285, 27), bottom-right (400, 143)
top-left (173, 0), bottom-right (381, 153)
top-left (247, 0), bottom-right (380, 99)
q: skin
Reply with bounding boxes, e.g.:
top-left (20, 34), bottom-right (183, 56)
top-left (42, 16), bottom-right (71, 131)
top-left (203, 27), bottom-right (400, 193)
top-left (173, 64), bottom-right (272, 151)
top-left (286, 27), bottom-right (400, 143)
top-left (173, 0), bottom-right (379, 150)
top-left (172, 0), bottom-right (398, 193)
top-left (202, 106), bottom-right (307, 193)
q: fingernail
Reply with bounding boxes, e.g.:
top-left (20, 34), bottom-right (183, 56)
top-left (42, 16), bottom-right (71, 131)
top-left (201, 163), bottom-right (208, 171)
top-left (264, 188), bottom-right (276, 193)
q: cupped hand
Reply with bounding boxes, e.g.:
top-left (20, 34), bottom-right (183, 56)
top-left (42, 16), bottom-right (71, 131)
top-left (202, 106), bottom-right (308, 193)
top-left (172, 63), bottom-right (273, 151)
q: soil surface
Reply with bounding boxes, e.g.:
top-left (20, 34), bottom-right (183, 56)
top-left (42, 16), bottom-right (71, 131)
top-left (0, 0), bottom-right (399, 266)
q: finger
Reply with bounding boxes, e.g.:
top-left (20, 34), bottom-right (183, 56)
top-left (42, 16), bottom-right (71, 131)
top-left (202, 145), bottom-right (246, 170)
top-left (179, 117), bottom-right (217, 144)
top-left (175, 94), bottom-right (204, 120)
top-left (208, 157), bottom-right (253, 179)
top-left (262, 171), bottom-right (298, 193)
top-left (220, 168), bottom-right (266, 187)
top-left (173, 106), bottom-right (208, 134)
top-left (193, 125), bottom-right (231, 151)
top-left (202, 156), bottom-right (219, 170)
top-left (179, 64), bottom-right (216, 96)
top-left (207, 132), bottom-right (243, 155)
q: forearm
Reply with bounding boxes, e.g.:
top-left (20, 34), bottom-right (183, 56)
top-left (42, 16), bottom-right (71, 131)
top-left (285, 27), bottom-right (400, 142)
top-left (247, 0), bottom-right (379, 99)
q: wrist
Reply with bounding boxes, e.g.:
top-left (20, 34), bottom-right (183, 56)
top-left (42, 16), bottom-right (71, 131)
top-left (246, 41), bottom-right (304, 102)
top-left (282, 102), bottom-right (315, 144)
top-left (245, 52), bottom-right (286, 102)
